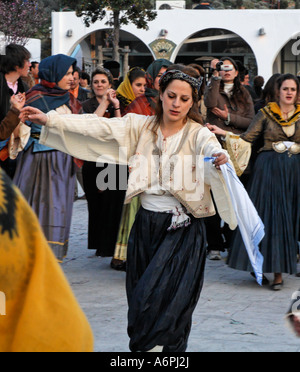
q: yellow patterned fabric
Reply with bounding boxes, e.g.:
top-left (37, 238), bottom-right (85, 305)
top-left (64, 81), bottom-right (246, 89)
top-left (0, 169), bottom-right (93, 352)
top-left (223, 132), bottom-right (252, 176)
top-left (262, 102), bottom-right (300, 127)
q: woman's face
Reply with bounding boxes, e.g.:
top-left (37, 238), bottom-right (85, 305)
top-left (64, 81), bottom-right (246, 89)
top-left (154, 67), bottom-right (168, 91)
top-left (57, 66), bottom-right (74, 90)
top-left (279, 79), bottom-right (298, 106)
top-left (132, 77), bottom-right (146, 98)
top-left (160, 79), bottom-right (194, 124)
top-left (92, 74), bottom-right (111, 97)
top-left (219, 60), bottom-right (238, 84)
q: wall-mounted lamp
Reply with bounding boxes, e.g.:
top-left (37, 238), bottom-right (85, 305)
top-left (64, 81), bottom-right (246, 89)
top-left (66, 29), bottom-right (73, 38)
top-left (258, 28), bottom-right (266, 36)
top-left (159, 29), bottom-right (168, 38)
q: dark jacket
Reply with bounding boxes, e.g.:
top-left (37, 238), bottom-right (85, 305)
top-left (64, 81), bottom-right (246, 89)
top-left (77, 86), bottom-right (89, 103)
top-left (0, 72), bottom-right (28, 122)
top-left (82, 96), bottom-right (114, 117)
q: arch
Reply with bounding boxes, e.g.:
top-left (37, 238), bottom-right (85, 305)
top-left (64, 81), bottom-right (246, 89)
top-left (272, 31), bottom-right (300, 67)
top-left (273, 34), bottom-right (300, 76)
top-left (174, 28), bottom-right (258, 78)
top-left (66, 28), bottom-right (154, 71)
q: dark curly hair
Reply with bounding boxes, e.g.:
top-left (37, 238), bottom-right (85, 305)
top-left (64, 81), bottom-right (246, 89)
top-left (153, 64), bottom-right (203, 129)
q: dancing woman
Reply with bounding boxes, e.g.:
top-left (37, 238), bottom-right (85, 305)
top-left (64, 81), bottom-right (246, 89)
top-left (21, 69), bottom-right (238, 352)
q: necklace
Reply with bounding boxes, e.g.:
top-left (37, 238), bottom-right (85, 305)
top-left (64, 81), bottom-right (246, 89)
top-left (281, 107), bottom-right (295, 121)
top-left (282, 109), bottom-right (294, 115)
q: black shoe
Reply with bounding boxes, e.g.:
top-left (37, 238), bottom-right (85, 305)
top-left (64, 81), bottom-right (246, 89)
top-left (251, 272), bottom-right (269, 285)
top-left (111, 259), bottom-right (126, 272)
top-left (271, 281), bottom-right (284, 291)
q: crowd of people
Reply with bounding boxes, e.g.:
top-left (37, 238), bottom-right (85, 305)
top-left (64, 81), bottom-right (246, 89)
top-left (0, 42), bottom-right (299, 351)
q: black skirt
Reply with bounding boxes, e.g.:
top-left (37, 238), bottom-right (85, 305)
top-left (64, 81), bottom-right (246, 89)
top-left (126, 207), bottom-right (207, 352)
top-left (227, 151), bottom-right (300, 274)
top-left (82, 161), bottom-right (127, 256)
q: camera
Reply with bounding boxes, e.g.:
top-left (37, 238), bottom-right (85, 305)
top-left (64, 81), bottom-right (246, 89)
top-left (216, 61), bottom-right (234, 72)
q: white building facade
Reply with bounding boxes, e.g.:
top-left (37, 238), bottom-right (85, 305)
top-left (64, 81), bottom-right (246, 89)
top-left (52, 9), bottom-right (300, 82)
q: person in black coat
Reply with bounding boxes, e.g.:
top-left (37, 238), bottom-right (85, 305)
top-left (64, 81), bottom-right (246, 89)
top-left (81, 68), bottom-right (127, 258)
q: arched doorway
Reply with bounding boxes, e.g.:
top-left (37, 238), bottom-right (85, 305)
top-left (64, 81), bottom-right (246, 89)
top-left (69, 29), bottom-right (154, 76)
top-left (175, 28), bottom-right (258, 81)
top-left (273, 37), bottom-right (300, 76)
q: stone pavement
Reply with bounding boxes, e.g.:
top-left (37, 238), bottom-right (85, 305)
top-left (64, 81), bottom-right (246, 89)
top-left (61, 200), bottom-right (300, 352)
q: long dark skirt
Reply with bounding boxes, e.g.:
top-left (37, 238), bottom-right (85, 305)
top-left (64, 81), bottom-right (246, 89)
top-left (82, 161), bottom-right (127, 256)
top-left (13, 146), bottom-right (76, 261)
top-left (126, 207), bottom-right (207, 352)
top-left (227, 151), bottom-right (300, 274)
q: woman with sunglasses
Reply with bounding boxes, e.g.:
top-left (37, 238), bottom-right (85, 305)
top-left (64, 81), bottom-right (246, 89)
top-left (204, 57), bottom-right (255, 260)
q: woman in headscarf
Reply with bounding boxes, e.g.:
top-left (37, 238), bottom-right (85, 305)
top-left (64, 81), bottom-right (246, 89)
top-left (111, 59), bottom-right (172, 271)
top-left (13, 54), bottom-right (83, 261)
top-left (123, 59), bottom-right (172, 116)
top-left (116, 67), bottom-right (146, 114)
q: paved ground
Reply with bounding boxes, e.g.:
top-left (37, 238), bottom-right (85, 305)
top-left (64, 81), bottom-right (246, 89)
top-left (61, 199), bottom-right (300, 352)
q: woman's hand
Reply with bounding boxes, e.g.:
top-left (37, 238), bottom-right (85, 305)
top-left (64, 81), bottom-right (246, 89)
top-left (20, 107), bottom-right (48, 126)
top-left (211, 104), bottom-right (229, 121)
top-left (212, 152), bottom-right (228, 170)
top-left (107, 89), bottom-right (121, 117)
top-left (107, 89), bottom-right (120, 108)
top-left (10, 93), bottom-right (26, 111)
top-left (206, 123), bottom-right (227, 137)
top-left (210, 59), bottom-right (220, 77)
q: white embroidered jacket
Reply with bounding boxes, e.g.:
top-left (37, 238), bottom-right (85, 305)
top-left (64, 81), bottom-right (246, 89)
top-left (40, 111), bottom-right (237, 229)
